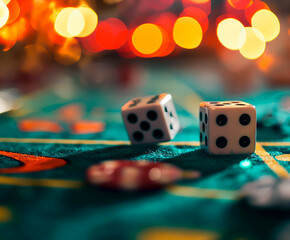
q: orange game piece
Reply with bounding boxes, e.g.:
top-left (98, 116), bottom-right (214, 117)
top-left (18, 119), bottom-right (63, 133)
top-left (71, 121), bottom-right (105, 134)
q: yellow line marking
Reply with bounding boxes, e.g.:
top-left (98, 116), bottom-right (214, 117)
top-left (0, 176), bottom-right (82, 188)
top-left (0, 138), bottom-right (289, 147)
top-left (0, 206), bottom-right (12, 223)
top-left (275, 154), bottom-right (290, 162)
top-left (261, 142), bottom-right (290, 146)
top-left (166, 185), bottom-right (239, 200)
top-left (255, 144), bottom-right (289, 178)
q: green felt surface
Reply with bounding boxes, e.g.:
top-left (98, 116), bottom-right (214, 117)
top-left (0, 65), bottom-right (289, 240)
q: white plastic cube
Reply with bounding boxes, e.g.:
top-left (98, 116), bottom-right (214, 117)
top-left (122, 93), bottom-right (180, 145)
top-left (200, 101), bottom-right (256, 155)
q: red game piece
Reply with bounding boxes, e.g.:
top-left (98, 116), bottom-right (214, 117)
top-left (86, 160), bottom-right (184, 191)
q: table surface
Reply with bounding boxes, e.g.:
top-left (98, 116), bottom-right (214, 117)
top-left (0, 64), bottom-right (289, 240)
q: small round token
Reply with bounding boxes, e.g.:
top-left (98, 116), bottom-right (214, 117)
top-left (241, 176), bottom-right (290, 211)
top-left (86, 160), bottom-right (186, 191)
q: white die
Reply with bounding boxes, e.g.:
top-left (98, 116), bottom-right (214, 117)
top-left (199, 101), bottom-right (256, 155)
top-left (122, 93), bottom-right (180, 145)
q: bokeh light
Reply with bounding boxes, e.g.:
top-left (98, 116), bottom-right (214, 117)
top-left (132, 23), bottom-right (163, 55)
top-left (217, 18), bottom-right (246, 50)
top-left (150, 26), bottom-right (171, 57)
top-left (245, 0), bottom-right (269, 24)
top-left (67, 8), bottom-right (85, 37)
top-left (0, 1), bottom-right (9, 29)
top-left (224, 1), bottom-right (247, 26)
top-left (80, 28), bottom-right (104, 53)
top-left (153, 12), bottom-right (177, 57)
top-left (96, 18), bottom-right (128, 50)
top-left (173, 17), bottom-right (202, 49)
top-left (227, 0), bottom-right (253, 10)
top-left (239, 27), bottom-right (265, 60)
top-left (251, 9), bottom-right (280, 42)
top-left (55, 7), bottom-right (75, 38)
top-left (55, 7), bottom-right (87, 38)
top-left (77, 6), bottom-right (98, 37)
top-left (180, 7), bottom-right (208, 33)
top-left (0, 0), bottom-right (283, 64)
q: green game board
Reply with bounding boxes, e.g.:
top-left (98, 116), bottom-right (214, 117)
top-left (0, 65), bottom-right (289, 240)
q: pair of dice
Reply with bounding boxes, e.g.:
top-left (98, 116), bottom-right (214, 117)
top-left (122, 93), bottom-right (256, 155)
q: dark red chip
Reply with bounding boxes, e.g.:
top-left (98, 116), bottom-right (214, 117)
top-left (86, 160), bottom-right (183, 191)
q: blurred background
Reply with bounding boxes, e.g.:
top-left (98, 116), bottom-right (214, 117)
top-left (0, 0), bottom-right (288, 114)
top-left (0, 0), bottom-right (289, 91)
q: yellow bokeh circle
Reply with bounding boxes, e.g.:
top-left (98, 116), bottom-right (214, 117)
top-left (239, 27), bottom-right (266, 60)
top-left (251, 9), bottom-right (280, 42)
top-left (132, 23), bottom-right (163, 55)
top-left (173, 17), bottom-right (203, 49)
top-left (67, 8), bottom-right (85, 37)
top-left (217, 18), bottom-right (246, 50)
top-left (54, 7), bottom-right (98, 38)
top-left (77, 6), bottom-right (98, 37)
top-left (55, 8), bottom-right (75, 37)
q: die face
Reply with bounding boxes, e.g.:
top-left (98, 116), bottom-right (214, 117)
top-left (200, 101), bottom-right (256, 155)
top-left (122, 104), bottom-right (170, 145)
top-left (122, 94), bottom-right (180, 145)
